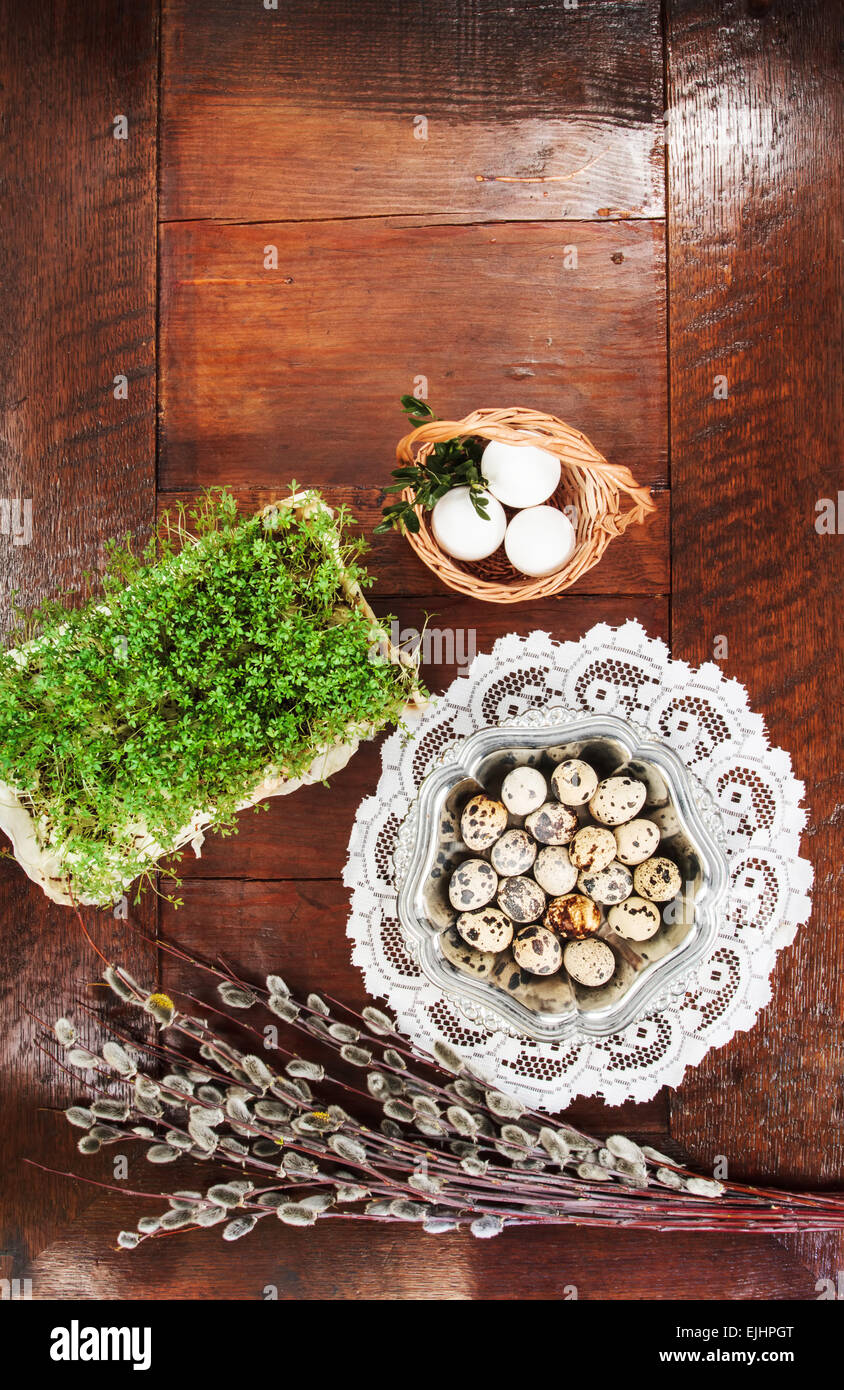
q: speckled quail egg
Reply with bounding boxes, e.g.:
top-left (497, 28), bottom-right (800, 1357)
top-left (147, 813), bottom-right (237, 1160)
top-left (607, 896), bottom-right (662, 942)
top-left (648, 803), bottom-right (682, 840)
top-left (448, 858), bottom-right (498, 911)
top-left (533, 845), bottom-right (578, 896)
top-left (456, 907), bottom-right (514, 953)
top-left (459, 795), bottom-right (508, 852)
top-left (500, 765), bottom-right (548, 816)
top-left (513, 925), bottom-right (563, 976)
top-left (490, 828), bottom-right (537, 877)
top-left (633, 856), bottom-right (682, 903)
top-left (491, 955), bottom-right (573, 1011)
top-left (544, 892), bottom-right (602, 939)
top-left (576, 860), bottom-right (634, 906)
top-left (440, 925), bottom-right (497, 979)
top-left (569, 824), bottom-right (617, 872)
top-left (563, 938), bottom-right (616, 987)
top-left (524, 801), bottom-right (578, 846)
top-left (497, 875), bottom-right (546, 923)
top-left (589, 775), bottom-right (647, 826)
top-left (613, 817), bottom-right (661, 865)
top-left (550, 758), bottom-right (599, 807)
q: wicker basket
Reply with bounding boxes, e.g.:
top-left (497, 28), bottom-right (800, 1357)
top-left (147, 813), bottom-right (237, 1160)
top-left (398, 407), bottom-right (655, 604)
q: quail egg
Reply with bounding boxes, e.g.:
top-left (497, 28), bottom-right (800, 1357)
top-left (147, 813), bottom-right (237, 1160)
top-left (544, 892), bottom-right (602, 939)
top-left (550, 758), bottom-right (599, 807)
top-left (589, 775), bottom-right (647, 826)
top-left (569, 824), bottom-right (617, 872)
top-left (440, 925), bottom-right (497, 979)
top-left (613, 817), bottom-right (661, 865)
top-left (497, 875), bottom-right (546, 923)
top-left (448, 859), bottom-right (498, 911)
top-left (648, 803), bottom-right (682, 840)
top-left (500, 765), bottom-right (548, 816)
top-left (490, 828), bottom-right (537, 877)
top-left (525, 801), bottom-right (578, 846)
top-left (533, 845), bottom-right (578, 896)
top-left (513, 925), bottom-right (563, 976)
top-left (459, 795), bottom-right (508, 852)
top-left (456, 907), bottom-right (514, 953)
top-left (607, 896), bottom-right (662, 942)
top-left (633, 856), bottom-right (682, 903)
top-left (563, 938), bottom-right (616, 987)
top-left (576, 861), bottom-right (634, 906)
top-left (491, 955), bottom-right (574, 1011)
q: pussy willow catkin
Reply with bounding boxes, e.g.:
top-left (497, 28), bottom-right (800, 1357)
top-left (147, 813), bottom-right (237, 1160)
top-left (42, 945), bottom-right (844, 1246)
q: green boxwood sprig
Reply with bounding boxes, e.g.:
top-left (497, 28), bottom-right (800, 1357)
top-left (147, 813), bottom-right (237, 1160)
top-left (376, 397), bottom-right (489, 534)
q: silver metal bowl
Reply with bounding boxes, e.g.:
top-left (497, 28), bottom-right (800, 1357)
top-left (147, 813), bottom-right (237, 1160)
top-left (394, 708), bottom-right (729, 1041)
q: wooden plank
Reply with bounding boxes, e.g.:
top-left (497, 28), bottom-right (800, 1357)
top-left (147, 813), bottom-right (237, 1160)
top-left (0, 865), bottom-right (159, 1277)
top-left (23, 1186), bottom-right (817, 1302)
top-left (161, 484), bottom-right (670, 597)
top-left (161, 0), bottom-right (664, 223)
top-left (159, 218), bottom-right (667, 490)
top-left (28, 1189), bottom-right (817, 1295)
top-left (162, 593), bottom-right (668, 883)
top-left (0, 0), bottom-right (159, 1273)
top-left (665, 0), bottom-right (843, 1284)
top-left (20, 863), bottom-right (818, 1300)
top-left (158, 871), bottom-right (669, 1128)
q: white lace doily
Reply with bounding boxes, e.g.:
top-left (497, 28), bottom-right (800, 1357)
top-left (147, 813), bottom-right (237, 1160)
top-left (343, 622), bottom-right (813, 1110)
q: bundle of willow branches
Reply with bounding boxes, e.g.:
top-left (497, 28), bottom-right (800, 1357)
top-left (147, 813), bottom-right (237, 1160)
top-left (39, 936), bottom-right (844, 1245)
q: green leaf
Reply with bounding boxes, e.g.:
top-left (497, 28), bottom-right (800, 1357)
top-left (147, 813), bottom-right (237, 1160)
top-left (400, 395), bottom-right (435, 424)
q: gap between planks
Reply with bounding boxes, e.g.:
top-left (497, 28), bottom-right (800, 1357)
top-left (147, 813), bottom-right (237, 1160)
top-left (157, 214), bottom-right (666, 229)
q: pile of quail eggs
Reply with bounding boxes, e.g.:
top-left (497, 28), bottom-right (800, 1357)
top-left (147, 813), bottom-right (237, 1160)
top-left (447, 757), bottom-right (682, 990)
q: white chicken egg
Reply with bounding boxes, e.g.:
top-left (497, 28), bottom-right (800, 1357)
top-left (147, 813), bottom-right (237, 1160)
top-left (504, 505), bottom-right (576, 578)
top-left (481, 438), bottom-right (561, 508)
top-left (430, 486), bottom-right (506, 562)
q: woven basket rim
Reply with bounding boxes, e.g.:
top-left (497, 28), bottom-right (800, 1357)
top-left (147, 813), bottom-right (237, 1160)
top-left (396, 407), bottom-right (655, 604)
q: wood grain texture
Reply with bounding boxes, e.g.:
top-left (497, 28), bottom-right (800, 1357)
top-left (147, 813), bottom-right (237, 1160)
top-left (162, 594), bottom-right (669, 883)
top-left (8, 0), bottom-right (837, 1305)
top-left (159, 218), bottom-right (667, 491)
top-left (665, 0), bottom-right (843, 1281)
top-left (0, 0), bottom-right (159, 1273)
top-left (25, 1189), bottom-right (818, 1301)
top-left (161, 0), bottom-right (664, 223)
top-left (0, 3), bottom-right (159, 631)
top-left (0, 871), bottom-right (157, 1278)
top-left (162, 485), bottom-right (670, 597)
top-left (158, 877), bottom-right (670, 1141)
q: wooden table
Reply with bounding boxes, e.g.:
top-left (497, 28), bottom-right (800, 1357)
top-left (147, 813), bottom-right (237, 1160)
top-left (1, 0), bottom-right (840, 1301)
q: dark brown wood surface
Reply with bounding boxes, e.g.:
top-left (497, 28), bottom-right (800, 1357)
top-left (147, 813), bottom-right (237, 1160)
top-left (25, 1193), bottom-right (816, 1300)
top-left (162, 485), bottom-right (670, 597)
top-left (0, 0), bottom-right (160, 1278)
top-left (158, 218), bottom-right (667, 491)
top-left (161, 0), bottom-right (665, 224)
top-left (164, 595), bottom-right (669, 885)
top-left (1, 0), bottom-right (839, 1302)
top-left (665, 0), bottom-right (843, 1286)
